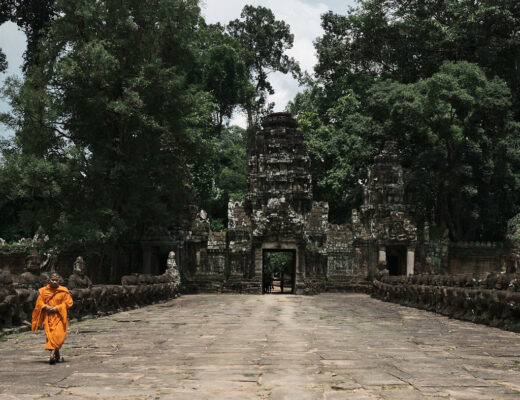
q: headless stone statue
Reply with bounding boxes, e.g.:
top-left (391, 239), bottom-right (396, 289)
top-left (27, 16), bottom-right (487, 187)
top-left (424, 257), bottom-right (435, 274)
top-left (32, 226), bottom-right (48, 247)
top-left (375, 260), bottom-right (389, 279)
top-left (67, 256), bottom-right (92, 289)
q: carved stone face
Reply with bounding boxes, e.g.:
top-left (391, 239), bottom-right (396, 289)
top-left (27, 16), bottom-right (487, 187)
top-left (73, 256), bottom-right (85, 276)
top-left (25, 250), bottom-right (41, 274)
top-left (0, 268), bottom-right (13, 286)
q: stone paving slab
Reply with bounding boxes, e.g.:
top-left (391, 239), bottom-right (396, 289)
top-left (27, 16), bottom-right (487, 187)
top-left (1, 293), bottom-right (520, 399)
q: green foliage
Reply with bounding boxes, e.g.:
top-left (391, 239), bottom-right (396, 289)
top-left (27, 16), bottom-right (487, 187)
top-left (0, 1), bottom-right (14, 73)
top-left (0, 241), bottom-right (32, 255)
top-left (0, 2), bottom-right (302, 249)
top-left (217, 126), bottom-right (248, 200)
top-left (202, 43), bottom-right (254, 125)
top-left (295, 63), bottom-right (519, 239)
top-left (263, 252), bottom-right (293, 275)
top-left (289, 88), bottom-right (382, 222)
top-left (0, 0), bottom-right (251, 254)
top-left (197, 125), bottom-right (248, 231)
top-left (507, 214), bottom-right (520, 243)
top-left (315, 0), bottom-right (520, 110)
top-left (0, 49), bottom-right (6, 74)
top-left (0, 0), bottom-right (56, 72)
top-left (368, 61), bottom-right (520, 241)
top-left (295, 1), bottom-right (520, 242)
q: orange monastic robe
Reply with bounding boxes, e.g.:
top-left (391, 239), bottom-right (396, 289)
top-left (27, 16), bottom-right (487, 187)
top-left (32, 285), bottom-right (73, 350)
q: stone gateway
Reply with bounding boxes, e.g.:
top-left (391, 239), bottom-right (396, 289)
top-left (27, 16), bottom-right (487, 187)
top-left (180, 113), bottom-right (417, 294)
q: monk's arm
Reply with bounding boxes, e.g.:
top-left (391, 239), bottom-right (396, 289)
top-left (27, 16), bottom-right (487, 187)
top-left (56, 292), bottom-right (74, 316)
top-left (31, 295), bottom-right (46, 332)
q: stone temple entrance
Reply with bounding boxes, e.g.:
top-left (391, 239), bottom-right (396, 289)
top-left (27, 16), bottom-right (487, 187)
top-left (386, 245), bottom-right (407, 276)
top-left (179, 114), bottom-right (417, 293)
top-left (262, 249), bottom-right (296, 294)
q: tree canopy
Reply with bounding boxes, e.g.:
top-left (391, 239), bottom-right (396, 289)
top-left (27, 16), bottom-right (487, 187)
top-left (228, 5), bottom-right (301, 126)
top-left (293, 0), bottom-right (520, 241)
top-left (0, 1), bottom-right (239, 252)
top-left (0, 1), bottom-right (300, 259)
top-left (2, 0), bottom-right (520, 255)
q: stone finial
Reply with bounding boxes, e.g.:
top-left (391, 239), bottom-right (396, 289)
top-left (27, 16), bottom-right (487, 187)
top-left (164, 251), bottom-right (180, 284)
top-left (73, 256), bottom-right (86, 276)
top-left (32, 226), bottom-right (48, 246)
top-left (261, 112), bottom-right (297, 129)
top-left (374, 140), bottom-right (400, 164)
top-left (167, 251), bottom-right (177, 268)
top-left (199, 209), bottom-right (208, 222)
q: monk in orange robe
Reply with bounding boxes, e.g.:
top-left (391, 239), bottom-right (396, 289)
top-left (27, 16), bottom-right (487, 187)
top-left (32, 272), bottom-right (73, 364)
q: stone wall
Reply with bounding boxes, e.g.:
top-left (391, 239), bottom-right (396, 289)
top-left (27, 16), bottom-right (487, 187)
top-left (184, 231), bottom-right (227, 293)
top-left (0, 247), bottom-right (28, 276)
top-left (0, 273), bottom-right (181, 333)
top-left (207, 232), bottom-right (227, 275)
top-left (372, 273), bottom-right (520, 332)
top-left (324, 223), bottom-right (370, 292)
top-left (224, 199), bottom-right (256, 293)
top-left (448, 242), bottom-right (507, 274)
top-left (302, 202), bottom-right (328, 292)
top-left (415, 238), bottom-right (448, 274)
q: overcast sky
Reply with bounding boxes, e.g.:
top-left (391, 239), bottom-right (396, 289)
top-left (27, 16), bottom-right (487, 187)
top-left (0, 0), bottom-right (358, 136)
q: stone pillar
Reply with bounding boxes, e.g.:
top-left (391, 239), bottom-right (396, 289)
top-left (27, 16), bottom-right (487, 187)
top-left (378, 247), bottom-right (386, 265)
top-left (367, 241), bottom-right (378, 279)
top-left (143, 245), bottom-right (152, 274)
top-left (255, 247), bottom-right (263, 293)
top-left (295, 246), bottom-right (305, 293)
top-left (406, 248), bottom-right (415, 276)
top-left (254, 247), bottom-right (262, 276)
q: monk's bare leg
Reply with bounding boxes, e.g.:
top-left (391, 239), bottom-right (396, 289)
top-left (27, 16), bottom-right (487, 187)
top-left (49, 349), bottom-right (56, 365)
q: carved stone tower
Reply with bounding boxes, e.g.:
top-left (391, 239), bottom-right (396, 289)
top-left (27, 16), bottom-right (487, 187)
top-left (241, 113), bottom-right (312, 291)
top-left (245, 112), bottom-right (312, 221)
top-left (353, 141), bottom-right (417, 276)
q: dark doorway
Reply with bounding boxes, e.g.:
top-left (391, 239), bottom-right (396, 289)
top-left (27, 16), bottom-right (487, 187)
top-left (262, 250), bottom-right (296, 294)
top-left (386, 246), bottom-right (407, 276)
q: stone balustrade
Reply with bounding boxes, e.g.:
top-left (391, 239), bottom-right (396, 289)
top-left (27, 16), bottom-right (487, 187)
top-left (0, 273), bottom-right (180, 334)
top-left (372, 273), bottom-right (520, 332)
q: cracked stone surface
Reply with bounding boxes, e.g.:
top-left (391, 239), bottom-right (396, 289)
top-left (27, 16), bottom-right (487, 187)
top-left (1, 293), bottom-right (519, 399)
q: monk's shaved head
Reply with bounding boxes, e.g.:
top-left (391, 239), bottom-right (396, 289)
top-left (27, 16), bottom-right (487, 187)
top-left (49, 272), bottom-right (62, 280)
top-left (48, 272), bottom-right (62, 288)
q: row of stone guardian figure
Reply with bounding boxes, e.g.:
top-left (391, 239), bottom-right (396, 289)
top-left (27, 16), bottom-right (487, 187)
top-left (1, 251), bottom-right (181, 330)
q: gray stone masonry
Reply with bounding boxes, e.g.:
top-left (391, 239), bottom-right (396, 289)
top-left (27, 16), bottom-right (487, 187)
top-left (1, 294), bottom-right (519, 399)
